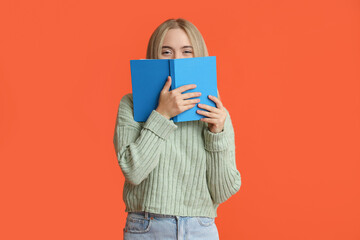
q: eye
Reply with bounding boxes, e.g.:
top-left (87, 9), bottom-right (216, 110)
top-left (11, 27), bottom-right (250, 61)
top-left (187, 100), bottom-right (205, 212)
top-left (184, 50), bottom-right (193, 54)
top-left (162, 50), bottom-right (172, 55)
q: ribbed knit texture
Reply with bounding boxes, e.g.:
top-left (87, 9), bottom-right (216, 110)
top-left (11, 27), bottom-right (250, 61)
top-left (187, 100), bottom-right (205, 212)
top-left (113, 93), bottom-right (241, 218)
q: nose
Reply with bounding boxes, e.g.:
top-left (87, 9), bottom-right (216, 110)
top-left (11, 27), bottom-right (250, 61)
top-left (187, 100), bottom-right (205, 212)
top-left (174, 51), bottom-right (182, 59)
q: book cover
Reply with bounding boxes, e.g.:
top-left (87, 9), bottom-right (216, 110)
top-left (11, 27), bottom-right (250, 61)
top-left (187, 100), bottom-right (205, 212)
top-left (130, 56), bottom-right (218, 123)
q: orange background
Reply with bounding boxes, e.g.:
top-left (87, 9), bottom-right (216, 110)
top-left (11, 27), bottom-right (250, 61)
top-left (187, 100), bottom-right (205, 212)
top-left (0, 0), bottom-right (359, 239)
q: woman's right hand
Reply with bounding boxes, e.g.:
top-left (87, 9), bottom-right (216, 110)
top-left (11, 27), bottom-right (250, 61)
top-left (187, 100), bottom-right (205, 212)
top-left (156, 76), bottom-right (201, 120)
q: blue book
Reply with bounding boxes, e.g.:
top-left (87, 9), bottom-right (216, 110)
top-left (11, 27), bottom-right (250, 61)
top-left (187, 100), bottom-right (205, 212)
top-left (130, 56), bottom-right (218, 123)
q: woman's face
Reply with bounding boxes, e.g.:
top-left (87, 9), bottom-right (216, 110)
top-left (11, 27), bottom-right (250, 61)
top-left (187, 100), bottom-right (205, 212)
top-left (159, 28), bottom-right (194, 59)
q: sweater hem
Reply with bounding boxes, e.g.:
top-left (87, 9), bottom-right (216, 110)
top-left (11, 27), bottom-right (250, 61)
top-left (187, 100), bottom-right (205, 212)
top-left (124, 207), bottom-right (218, 218)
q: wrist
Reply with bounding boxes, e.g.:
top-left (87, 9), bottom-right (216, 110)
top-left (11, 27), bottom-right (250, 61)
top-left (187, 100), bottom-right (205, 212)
top-left (155, 108), bottom-right (171, 120)
top-left (208, 125), bottom-right (224, 133)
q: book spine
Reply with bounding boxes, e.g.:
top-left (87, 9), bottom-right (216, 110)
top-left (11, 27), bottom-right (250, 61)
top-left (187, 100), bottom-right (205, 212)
top-left (169, 60), bottom-right (177, 122)
top-left (169, 59), bottom-right (176, 90)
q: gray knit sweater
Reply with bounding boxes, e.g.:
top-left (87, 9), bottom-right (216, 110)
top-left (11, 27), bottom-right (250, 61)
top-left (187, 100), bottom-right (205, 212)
top-left (113, 93), bottom-right (241, 218)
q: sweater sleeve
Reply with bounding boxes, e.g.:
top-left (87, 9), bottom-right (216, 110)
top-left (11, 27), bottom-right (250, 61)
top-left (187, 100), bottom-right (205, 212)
top-left (113, 93), bottom-right (178, 185)
top-left (203, 108), bottom-right (241, 204)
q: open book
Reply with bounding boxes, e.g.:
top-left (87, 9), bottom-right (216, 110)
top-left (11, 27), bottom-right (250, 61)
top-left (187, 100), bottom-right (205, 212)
top-left (130, 56), bottom-right (218, 123)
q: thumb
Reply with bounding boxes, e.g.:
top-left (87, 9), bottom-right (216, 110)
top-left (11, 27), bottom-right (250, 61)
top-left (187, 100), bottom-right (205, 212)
top-left (162, 76), bottom-right (172, 92)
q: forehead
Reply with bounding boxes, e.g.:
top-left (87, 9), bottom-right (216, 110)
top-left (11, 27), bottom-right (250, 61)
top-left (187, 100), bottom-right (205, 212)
top-left (162, 28), bottom-right (192, 47)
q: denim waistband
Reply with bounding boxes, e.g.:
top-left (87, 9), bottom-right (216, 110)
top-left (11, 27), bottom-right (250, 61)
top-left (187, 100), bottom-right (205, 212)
top-left (129, 211), bottom-right (177, 219)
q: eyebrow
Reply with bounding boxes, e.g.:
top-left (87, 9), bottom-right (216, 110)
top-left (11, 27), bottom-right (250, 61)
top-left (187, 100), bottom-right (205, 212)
top-left (162, 46), bottom-right (193, 49)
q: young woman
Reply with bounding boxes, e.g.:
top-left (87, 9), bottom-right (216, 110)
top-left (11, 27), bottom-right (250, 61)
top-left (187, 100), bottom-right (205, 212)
top-left (113, 18), bottom-right (241, 240)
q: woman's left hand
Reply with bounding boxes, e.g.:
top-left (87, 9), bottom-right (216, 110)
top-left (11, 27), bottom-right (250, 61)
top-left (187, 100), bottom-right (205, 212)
top-left (197, 95), bottom-right (227, 133)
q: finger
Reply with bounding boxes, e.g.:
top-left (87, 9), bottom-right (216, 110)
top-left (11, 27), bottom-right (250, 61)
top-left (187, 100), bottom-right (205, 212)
top-left (208, 95), bottom-right (224, 109)
top-left (181, 104), bottom-right (197, 111)
top-left (197, 103), bottom-right (221, 114)
top-left (200, 118), bottom-right (218, 124)
top-left (181, 92), bottom-right (201, 100)
top-left (174, 84), bottom-right (197, 94)
top-left (161, 76), bottom-right (172, 93)
top-left (196, 109), bottom-right (218, 118)
top-left (183, 98), bottom-right (201, 105)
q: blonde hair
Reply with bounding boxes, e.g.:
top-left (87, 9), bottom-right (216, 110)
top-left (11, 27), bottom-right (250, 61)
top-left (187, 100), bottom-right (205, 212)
top-left (146, 18), bottom-right (209, 59)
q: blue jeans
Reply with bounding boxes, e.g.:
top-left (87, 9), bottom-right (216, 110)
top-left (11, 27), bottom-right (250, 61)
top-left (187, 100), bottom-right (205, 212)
top-left (123, 211), bottom-right (220, 240)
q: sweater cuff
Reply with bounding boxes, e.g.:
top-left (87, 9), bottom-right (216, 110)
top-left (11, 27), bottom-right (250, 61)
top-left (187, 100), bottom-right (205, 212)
top-left (204, 128), bottom-right (229, 152)
top-left (143, 110), bottom-right (177, 139)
